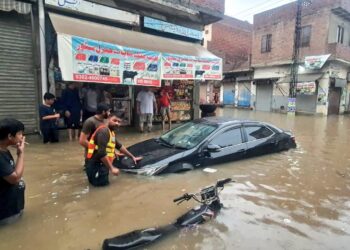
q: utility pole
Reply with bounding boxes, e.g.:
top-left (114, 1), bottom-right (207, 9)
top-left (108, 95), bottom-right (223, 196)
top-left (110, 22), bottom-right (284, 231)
top-left (288, 0), bottom-right (303, 114)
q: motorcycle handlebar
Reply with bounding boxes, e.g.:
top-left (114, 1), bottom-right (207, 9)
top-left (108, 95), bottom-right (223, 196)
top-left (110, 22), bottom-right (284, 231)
top-left (173, 178), bottom-right (234, 203)
top-left (173, 193), bottom-right (190, 203)
top-left (216, 178), bottom-right (233, 187)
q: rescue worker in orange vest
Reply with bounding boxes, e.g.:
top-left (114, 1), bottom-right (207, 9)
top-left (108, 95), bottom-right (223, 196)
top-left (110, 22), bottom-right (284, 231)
top-left (85, 113), bottom-right (122, 186)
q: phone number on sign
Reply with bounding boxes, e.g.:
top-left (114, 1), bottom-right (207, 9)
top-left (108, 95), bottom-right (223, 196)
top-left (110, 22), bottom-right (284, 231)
top-left (136, 79), bottom-right (160, 86)
top-left (73, 74), bottom-right (121, 83)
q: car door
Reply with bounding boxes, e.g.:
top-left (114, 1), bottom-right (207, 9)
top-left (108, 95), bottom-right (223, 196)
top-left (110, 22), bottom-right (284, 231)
top-left (243, 125), bottom-right (276, 157)
top-left (202, 126), bottom-right (247, 166)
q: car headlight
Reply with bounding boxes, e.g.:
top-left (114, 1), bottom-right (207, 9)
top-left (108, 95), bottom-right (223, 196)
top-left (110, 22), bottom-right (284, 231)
top-left (136, 162), bottom-right (168, 176)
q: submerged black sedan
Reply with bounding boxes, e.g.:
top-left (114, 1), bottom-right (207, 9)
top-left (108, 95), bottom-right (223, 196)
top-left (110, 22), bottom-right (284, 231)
top-left (114, 117), bottom-right (296, 175)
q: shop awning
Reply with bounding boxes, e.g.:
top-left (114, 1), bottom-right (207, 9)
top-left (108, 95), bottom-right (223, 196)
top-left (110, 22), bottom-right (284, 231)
top-left (49, 13), bottom-right (222, 85)
top-left (49, 13), bottom-right (216, 58)
top-left (277, 73), bottom-right (323, 84)
top-left (0, 0), bottom-right (31, 14)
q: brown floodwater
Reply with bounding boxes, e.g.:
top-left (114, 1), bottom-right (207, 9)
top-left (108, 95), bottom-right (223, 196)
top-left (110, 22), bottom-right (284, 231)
top-left (1, 108), bottom-right (350, 250)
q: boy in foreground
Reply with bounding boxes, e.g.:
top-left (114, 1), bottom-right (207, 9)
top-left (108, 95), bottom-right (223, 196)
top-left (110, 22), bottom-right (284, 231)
top-left (0, 118), bottom-right (26, 225)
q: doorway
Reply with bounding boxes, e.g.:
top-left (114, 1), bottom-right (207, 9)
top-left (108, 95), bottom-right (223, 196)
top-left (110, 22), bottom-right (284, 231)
top-left (256, 81), bottom-right (273, 112)
top-left (328, 85), bottom-right (341, 115)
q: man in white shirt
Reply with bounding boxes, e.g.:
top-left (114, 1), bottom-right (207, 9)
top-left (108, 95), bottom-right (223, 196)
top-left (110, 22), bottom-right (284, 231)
top-left (136, 87), bottom-right (157, 133)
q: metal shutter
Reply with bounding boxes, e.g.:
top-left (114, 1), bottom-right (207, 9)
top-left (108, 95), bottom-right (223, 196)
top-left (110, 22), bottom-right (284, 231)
top-left (0, 11), bottom-right (38, 133)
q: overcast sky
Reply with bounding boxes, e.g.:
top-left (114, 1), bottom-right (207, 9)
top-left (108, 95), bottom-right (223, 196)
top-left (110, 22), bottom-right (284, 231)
top-left (225, 0), bottom-right (296, 23)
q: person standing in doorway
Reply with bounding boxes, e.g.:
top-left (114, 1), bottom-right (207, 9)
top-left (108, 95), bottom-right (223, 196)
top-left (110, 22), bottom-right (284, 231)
top-left (213, 92), bottom-right (219, 104)
top-left (39, 93), bottom-right (60, 144)
top-left (61, 82), bottom-right (82, 141)
top-left (159, 89), bottom-right (172, 131)
top-left (82, 84), bottom-right (100, 122)
top-left (136, 87), bottom-right (157, 133)
top-left (0, 118), bottom-right (26, 225)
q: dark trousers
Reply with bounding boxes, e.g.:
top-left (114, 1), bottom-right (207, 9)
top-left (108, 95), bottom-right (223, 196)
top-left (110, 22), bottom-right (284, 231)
top-left (86, 161), bottom-right (109, 187)
top-left (41, 127), bottom-right (59, 144)
top-left (0, 180), bottom-right (25, 224)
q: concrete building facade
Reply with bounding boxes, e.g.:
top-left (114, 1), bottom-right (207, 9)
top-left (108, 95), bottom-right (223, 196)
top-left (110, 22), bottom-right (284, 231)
top-left (203, 15), bottom-right (253, 107)
top-left (251, 0), bottom-right (350, 115)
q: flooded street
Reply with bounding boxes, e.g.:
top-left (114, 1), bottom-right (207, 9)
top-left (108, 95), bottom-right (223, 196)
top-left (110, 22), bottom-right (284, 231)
top-left (1, 108), bottom-right (350, 250)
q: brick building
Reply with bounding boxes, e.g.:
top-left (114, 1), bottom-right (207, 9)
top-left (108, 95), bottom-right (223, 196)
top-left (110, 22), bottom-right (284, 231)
top-left (251, 0), bottom-right (350, 115)
top-left (203, 16), bottom-right (253, 106)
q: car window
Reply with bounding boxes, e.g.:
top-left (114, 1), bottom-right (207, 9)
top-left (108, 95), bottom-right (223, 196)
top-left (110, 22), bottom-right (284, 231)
top-left (210, 128), bottom-right (242, 148)
top-left (160, 121), bottom-right (217, 149)
top-left (245, 126), bottom-right (273, 141)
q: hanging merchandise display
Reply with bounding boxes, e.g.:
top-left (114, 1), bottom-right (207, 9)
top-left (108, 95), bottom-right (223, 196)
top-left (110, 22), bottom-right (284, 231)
top-left (111, 98), bottom-right (131, 126)
top-left (154, 80), bottom-right (193, 122)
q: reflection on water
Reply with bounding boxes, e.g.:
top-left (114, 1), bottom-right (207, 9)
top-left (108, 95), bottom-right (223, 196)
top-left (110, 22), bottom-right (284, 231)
top-left (1, 108), bottom-right (350, 250)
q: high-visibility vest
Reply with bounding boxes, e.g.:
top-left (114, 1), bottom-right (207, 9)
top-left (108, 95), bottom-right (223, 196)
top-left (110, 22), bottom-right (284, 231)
top-left (86, 125), bottom-right (116, 161)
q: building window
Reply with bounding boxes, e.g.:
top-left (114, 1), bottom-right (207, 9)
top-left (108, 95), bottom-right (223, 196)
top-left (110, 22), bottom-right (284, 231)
top-left (337, 25), bottom-right (344, 44)
top-left (300, 25), bottom-right (311, 47)
top-left (261, 34), bottom-right (272, 53)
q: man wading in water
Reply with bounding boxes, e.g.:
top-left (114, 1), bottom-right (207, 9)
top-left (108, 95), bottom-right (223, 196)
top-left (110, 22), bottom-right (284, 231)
top-left (85, 113), bottom-right (142, 186)
top-left (80, 103), bottom-right (141, 171)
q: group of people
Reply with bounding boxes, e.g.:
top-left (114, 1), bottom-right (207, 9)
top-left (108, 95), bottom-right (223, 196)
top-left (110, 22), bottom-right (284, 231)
top-left (0, 101), bottom-right (144, 225)
top-left (39, 83), bottom-right (113, 144)
top-left (136, 87), bottom-right (172, 132)
top-left (0, 84), bottom-right (175, 225)
top-left (39, 84), bottom-right (173, 144)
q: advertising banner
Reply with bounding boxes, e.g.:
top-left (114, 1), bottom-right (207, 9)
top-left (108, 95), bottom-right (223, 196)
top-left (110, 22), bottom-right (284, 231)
top-left (305, 54), bottom-right (331, 70)
top-left (57, 34), bottom-right (161, 86)
top-left (161, 54), bottom-right (222, 80)
top-left (296, 82), bottom-right (316, 95)
top-left (287, 97), bottom-right (296, 113)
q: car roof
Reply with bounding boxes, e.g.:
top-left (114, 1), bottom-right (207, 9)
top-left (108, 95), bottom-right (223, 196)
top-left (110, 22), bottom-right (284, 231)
top-left (198, 117), bottom-right (279, 129)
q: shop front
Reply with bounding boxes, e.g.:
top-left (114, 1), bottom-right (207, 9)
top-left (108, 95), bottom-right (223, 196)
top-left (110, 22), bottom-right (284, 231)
top-left (236, 76), bottom-right (253, 108)
top-left (0, 1), bottom-right (39, 133)
top-left (253, 66), bottom-right (289, 112)
top-left (48, 13), bottom-right (222, 126)
top-left (277, 73), bottom-right (323, 114)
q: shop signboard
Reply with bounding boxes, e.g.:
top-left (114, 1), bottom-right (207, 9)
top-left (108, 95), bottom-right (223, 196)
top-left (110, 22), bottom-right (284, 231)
top-left (305, 54), bottom-right (330, 70)
top-left (45, 0), bottom-right (139, 25)
top-left (143, 17), bottom-right (203, 40)
top-left (296, 81), bottom-right (316, 95)
top-left (161, 54), bottom-right (222, 80)
top-left (57, 34), bottom-right (161, 86)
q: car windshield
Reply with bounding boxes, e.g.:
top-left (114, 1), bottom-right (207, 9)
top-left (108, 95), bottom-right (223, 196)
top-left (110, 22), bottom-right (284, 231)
top-left (160, 121), bottom-right (217, 149)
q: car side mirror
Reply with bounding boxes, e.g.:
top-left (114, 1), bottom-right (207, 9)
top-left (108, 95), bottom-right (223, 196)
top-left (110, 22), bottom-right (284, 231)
top-left (207, 144), bottom-right (221, 152)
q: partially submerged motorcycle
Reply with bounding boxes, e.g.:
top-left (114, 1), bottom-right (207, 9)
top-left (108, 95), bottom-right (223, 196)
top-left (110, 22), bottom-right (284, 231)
top-left (102, 178), bottom-right (233, 250)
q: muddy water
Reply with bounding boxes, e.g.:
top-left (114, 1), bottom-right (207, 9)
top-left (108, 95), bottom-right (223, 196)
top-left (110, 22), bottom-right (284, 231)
top-left (1, 109), bottom-right (350, 250)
